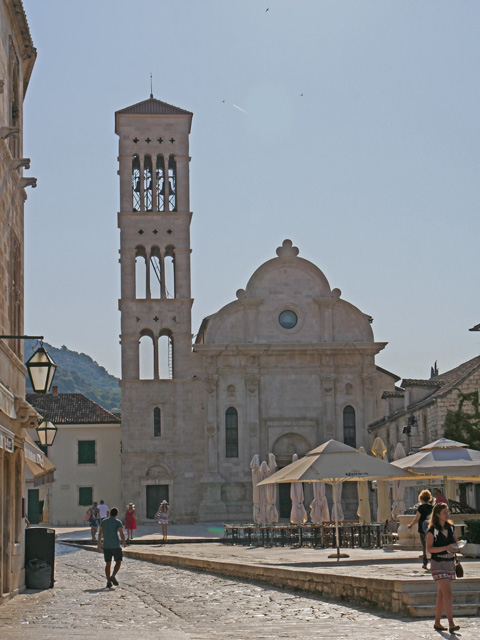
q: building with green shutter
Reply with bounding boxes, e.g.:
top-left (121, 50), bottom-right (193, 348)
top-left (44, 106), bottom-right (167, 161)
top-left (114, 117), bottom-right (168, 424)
top-left (26, 389), bottom-right (121, 525)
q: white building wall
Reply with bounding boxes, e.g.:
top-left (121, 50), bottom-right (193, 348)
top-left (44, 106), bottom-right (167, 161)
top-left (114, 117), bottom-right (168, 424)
top-left (37, 423), bottom-right (122, 526)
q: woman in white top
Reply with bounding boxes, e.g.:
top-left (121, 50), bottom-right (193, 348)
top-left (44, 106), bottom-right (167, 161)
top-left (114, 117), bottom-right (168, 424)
top-left (155, 500), bottom-right (170, 542)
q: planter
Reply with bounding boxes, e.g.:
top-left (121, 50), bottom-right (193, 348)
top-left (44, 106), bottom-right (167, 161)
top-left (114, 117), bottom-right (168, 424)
top-left (460, 543), bottom-right (480, 558)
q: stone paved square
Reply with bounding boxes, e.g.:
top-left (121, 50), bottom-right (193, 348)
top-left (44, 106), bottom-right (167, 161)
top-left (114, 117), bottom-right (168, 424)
top-left (0, 544), bottom-right (478, 639)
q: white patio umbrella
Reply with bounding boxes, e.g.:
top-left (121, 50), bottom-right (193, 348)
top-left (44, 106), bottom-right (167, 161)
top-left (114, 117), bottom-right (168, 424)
top-left (372, 437), bottom-right (391, 522)
top-left (250, 454), bottom-right (263, 524)
top-left (290, 454), bottom-right (308, 524)
top-left (265, 453), bottom-right (279, 523)
top-left (357, 446), bottom-right (371, 525)
top-left (392, 438), bottom-right (480, 498)
top-left (259, 439), bottom-right (412, 560)
top-left (310, 481), bottom-right (330, 523)
top-left (391, 442), bottom-right (407, 519)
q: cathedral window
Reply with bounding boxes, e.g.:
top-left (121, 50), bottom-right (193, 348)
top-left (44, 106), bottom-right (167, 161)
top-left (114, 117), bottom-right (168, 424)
top-left (164, 245), bottom-right (175, 298)
top-left (153, 407), bottom-right (161, 437)
top-left (156, 155), bottom-right (165, 211)
top-left (132, 155), bottom-right (141, 211)
top-left (279, 310), bottom-right (297, 329)
top-left (143, 155), bottom-right (153, 211)
top-left (158, 331), bottom-right (173, 379)
top-left (343, 405), bottom-right (356, 448)
top-left (168, 155), bottom-right (176, 211)
top-left (225, 407), bottom-right (239, 458)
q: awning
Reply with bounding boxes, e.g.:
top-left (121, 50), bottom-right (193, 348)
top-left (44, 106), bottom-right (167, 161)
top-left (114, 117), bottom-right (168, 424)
top-left (24, 432), bottom-right (55, 486)
top-left (0, 424), bottom-right (15, 453)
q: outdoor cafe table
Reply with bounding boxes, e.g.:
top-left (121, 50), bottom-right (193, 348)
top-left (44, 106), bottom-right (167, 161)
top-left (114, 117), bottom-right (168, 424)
top-left (223, 522), bottom-right (388, 549)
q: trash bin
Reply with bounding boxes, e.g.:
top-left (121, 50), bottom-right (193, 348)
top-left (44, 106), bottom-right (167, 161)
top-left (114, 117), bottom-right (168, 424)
top-left (25, 527), bottom-right (55, 589)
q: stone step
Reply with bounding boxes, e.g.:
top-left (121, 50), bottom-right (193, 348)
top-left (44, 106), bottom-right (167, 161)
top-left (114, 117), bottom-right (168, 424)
top-left (407, 603), bottom-right (479, 618)
top-left (400, 579), bottom-right (480, 594)
top-left (405, 590), bottom-right (480, 606)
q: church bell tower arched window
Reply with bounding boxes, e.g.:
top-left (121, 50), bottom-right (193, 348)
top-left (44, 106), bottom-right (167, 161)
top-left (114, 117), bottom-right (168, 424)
top-left (132, 155), bottom-right (141, 212)
top-left (168, 155), bottom-right (176, 212)
top-left (156, 155), bottom-right (165, 211)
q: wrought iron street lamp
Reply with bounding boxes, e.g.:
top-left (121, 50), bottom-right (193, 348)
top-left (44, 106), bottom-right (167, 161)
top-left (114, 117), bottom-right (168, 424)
top-left (0, 335), bottom-right (57, 394)
top-left (36, 419), bottom-right (58, 447)
top-left (25, 345), bottom-right (57, 394)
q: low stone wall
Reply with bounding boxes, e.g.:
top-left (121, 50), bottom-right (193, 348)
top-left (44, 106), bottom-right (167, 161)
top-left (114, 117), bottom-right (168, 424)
top-left (125, 548), bottom-right (409, 614)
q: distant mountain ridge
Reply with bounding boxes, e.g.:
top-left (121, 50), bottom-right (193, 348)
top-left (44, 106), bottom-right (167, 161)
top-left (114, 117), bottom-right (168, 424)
top-left (24, 340), bottom-right (121, 412)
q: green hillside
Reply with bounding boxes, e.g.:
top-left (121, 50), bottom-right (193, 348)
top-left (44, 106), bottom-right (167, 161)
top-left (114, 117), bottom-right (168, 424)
top-left (24, 340), bottom-right (121, 413)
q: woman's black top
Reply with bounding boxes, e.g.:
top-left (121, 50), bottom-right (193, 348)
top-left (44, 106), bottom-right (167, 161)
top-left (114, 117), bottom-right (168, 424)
top-left (427, 524), bottom-right (455, 561)
top-left (417, 503), bottom-right (433, 533)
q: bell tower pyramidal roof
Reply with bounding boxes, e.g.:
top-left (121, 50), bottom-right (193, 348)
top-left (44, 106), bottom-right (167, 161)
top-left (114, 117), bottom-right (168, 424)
top-left (115, 96), bottom-right (192, 116)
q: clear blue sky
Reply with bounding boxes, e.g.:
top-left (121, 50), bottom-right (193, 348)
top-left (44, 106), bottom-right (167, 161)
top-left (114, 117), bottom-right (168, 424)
top-left (23, 0), bottom-right (480, 380)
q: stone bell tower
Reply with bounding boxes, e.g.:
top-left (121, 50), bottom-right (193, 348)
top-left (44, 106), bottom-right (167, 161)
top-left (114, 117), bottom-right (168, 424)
top-left (115, 96), bottom-right (199, 523)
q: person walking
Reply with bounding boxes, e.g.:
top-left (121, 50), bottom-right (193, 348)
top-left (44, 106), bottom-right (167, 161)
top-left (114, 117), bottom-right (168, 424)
top-left (98, 500), bottom-right (109, 520)
top-left (88, 502), bottom-right (101, 541)
top-left (434, 488), bottom-right (449, 506)
top-left (155, 500), bottom-right (170, 542)
top-left (124, 503), bottom-right (137, 541)
top-left (97, 507), bottom-right (126, 588)
top-left (407, 489), bottom-right (433, 569)
top-left (425, 502), bottom-right (459, 634)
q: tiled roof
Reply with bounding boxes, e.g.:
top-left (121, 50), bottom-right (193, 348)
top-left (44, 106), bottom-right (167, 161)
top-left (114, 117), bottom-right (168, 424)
top-left (26, 393), bottom-right (121, 425)
top-left (402, 378), bottom-right (444, 388)
top-left (381, 390), bottom-right (405, 399)
top-left (116, 97), bottom-right (192, 116)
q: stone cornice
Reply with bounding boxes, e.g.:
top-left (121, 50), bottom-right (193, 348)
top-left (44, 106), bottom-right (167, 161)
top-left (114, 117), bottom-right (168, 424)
top-left (193, 342), bottom-right (388, 355)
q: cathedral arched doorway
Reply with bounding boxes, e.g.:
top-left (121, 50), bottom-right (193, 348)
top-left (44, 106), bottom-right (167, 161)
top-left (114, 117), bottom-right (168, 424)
top-left (271, 432), bottom-right (312, 519)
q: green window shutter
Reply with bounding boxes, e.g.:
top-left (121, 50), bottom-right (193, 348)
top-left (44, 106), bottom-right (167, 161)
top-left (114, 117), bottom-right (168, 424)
top-left (78, 440), bottom-right (96, 464)
top-left (78, 487), bottom-right (93, 506)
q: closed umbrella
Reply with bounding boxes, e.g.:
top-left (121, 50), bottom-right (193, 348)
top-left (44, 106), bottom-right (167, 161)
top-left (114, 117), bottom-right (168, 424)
top-left (357, 446), bottom-right (371, 525)
top-left (310, 481), bottom-right (330, 523)
top-left (265, 453), bottom-right (279, 523)
top-left (372, 437), bottom-right (391, 522)
top-left (258, 461), bottom-right (269, 524)
top-left (391, 442), bottom-right (407, 519)
top-left (290, 454), bottom-right (307, 524)
top-left (250, 454), bottom-right (262, 524)
top-left (259, 439), bottom-right (412, 560)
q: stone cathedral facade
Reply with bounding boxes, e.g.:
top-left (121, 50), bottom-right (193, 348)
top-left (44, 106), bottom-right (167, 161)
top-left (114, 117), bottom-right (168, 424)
top-left (116, 97), bottom-right (398, 523)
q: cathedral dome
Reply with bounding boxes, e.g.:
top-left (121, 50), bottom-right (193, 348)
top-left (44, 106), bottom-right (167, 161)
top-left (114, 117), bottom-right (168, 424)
top-left (198, 240), bottom-right (374, 345)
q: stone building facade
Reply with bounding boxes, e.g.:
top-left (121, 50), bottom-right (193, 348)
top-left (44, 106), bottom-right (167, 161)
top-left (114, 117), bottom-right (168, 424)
top-left (368, 355), bottom-right (480, 509)
top-left (116, 97), bottom-right (400, 523)
top-left (0, 0), bottom-right (39, 602)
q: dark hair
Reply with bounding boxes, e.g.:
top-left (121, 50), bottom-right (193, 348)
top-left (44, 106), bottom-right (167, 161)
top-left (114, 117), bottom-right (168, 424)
top-left (429, 503), bottom-right (452, 530)
top-left (110, 507), bottom-right (118, 517)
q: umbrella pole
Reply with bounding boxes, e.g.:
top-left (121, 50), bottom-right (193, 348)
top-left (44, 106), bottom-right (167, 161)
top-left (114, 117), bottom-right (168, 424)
top-left (334, 481), bottom-right (340, 562)
top-left (328, 481), bottom-right (349, 561)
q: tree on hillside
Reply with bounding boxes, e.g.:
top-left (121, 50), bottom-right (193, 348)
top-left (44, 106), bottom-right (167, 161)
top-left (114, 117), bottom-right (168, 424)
top-left (444, 390), bottom-right (480, 450)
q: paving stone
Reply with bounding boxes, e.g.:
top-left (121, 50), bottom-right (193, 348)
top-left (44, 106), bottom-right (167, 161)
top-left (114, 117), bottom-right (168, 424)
top-left (0, 544), bottom-right (478, 639)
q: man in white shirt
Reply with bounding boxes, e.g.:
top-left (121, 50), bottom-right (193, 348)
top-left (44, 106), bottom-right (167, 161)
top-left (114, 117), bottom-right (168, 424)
top-left (98, 500), bottom-right (109, 520)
